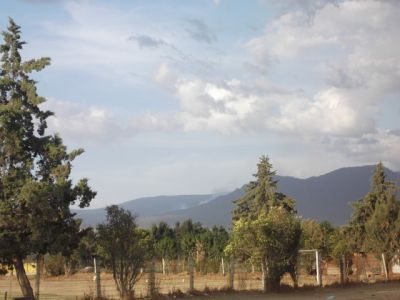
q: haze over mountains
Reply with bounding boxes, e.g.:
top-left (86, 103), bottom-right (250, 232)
top-left (74, 165), bottom-right (400, 228)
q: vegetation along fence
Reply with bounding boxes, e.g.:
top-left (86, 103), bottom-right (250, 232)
top-left (0, 252), bottom-right (399, 300)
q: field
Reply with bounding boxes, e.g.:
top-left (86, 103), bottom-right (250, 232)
top-left (0, 272), bottom-right (399, 299)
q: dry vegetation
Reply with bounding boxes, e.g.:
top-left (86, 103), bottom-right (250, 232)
top-left (1, 272), bottom-right (399, 299)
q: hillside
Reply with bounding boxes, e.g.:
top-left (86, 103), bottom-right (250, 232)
top-left (74, 165), bottom-right (400, 227)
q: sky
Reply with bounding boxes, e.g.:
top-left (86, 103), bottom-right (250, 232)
top-left (1, 0), bottom-right (399, 208)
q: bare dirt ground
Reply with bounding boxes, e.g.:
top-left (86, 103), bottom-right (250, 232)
top-left (180, 282), bottom-right (400, 300)
top-left (0, 273), bottom-right (399, 299)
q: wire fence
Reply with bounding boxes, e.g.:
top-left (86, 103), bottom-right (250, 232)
top-left (1, 252), bottom-right (399, 299)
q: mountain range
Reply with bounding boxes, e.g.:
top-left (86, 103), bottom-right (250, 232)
top-left (74, 165), bottom-right (400, 228)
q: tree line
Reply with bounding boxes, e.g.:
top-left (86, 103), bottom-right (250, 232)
top-left (1, 19), bottom-right (399, 299)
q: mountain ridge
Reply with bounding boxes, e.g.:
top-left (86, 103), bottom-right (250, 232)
top-left (74, 165), bottom-right (400, 228)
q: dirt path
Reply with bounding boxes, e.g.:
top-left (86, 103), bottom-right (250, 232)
top-left (180, 282), bottom-right (400, 300)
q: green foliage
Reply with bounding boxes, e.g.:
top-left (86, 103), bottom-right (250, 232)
top-left (75, 228), bottom-right (98, 267)
top-left (300, 220), bottom-right (334, 257)
top-left (174, 219), bottom-right (205, 258)
top-left (151, 221), bottom-right (177, 261)
top-left (44, 254), bottom-right (65, 276)
top-left (97, 205), bottom-right (146, 299)
top-left (329, 226), bottom-right (354, 259)
top-left (345, 162), bottom-right (400, 278)
top-left (229, 156), bottom-right (301, 291)
top-left (233, 155), bottom-right (295, 221)
top-left (364, 184), bottom-right (400, 262)
top-left (348, 163), bottom-right (400, 268)
top-left (227, 207), bottom-right (301, 291)
top-left (300, 220), bottom-right (334, 274)
top-left (198, 226), bottom-right (229, 273)
top-left (200, 226), bottom-right (229, 260)
top-left (0, 19), bottom-right (96, 298)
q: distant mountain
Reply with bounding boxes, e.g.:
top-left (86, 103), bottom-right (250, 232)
top-left (74, 165), bottom-right (400, 228)
top-left (280, 165), bottom-right (400, 225)
top-left (74, 194), bottom-right (214, 227)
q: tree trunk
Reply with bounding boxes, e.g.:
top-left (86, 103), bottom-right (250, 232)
top-left (262, 260), bottom-right (280, 292)
top-left (339, 256), bottom-right (345, 284)
top-left (14, 257), bottom-right (35, 299)
top-left (289, 269), bottom-right (298, 288)
top-left (261, 263), bottom-right (267, 292)
top-left (35, 255), bottom-right (42, 300)
top-left (266, 275), bottom-right (281, 292)
top-left (64, 257), bottom-right (73, 276)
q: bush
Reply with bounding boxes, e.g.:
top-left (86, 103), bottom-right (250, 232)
top-left (45, 254), bottom-right (65, 276)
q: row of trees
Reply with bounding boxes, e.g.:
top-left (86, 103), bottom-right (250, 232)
top-left (89, 156), bottom-right (399, 297)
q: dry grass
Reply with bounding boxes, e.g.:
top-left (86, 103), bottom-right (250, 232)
top-left (0, 272), bottom-right (399, 299)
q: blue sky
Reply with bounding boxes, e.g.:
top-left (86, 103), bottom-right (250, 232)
top-left (1, 0), bottom-right (400, 207)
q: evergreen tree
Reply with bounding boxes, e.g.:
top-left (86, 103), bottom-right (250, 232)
top-left (233, 155), bottom-right (295, 220)
top-left (349, 162), bottom-right (400, 277)
top-left (0, 19), bottom-right (95, 299)
top-left (228, 156), bottom-right (301, 291)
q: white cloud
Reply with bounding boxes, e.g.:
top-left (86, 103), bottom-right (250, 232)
top-left (25, 0), bottom-right (400, 190)
top-left (153, 68), bottom-right (375, 138)
top-left (42, 98), bottom-right (181, 143)
top-left (42, 99), bottom-right (125, 143)
top-left (271, 88), bottom-right (375, 137)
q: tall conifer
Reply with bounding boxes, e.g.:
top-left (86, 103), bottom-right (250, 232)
top-left (0, 19), bottom-right (96, 299)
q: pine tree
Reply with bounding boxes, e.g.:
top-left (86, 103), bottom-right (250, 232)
top-left (0, 19), bottom-right (96, 299)
top-left (233, 155), bottom-right (295, 220)
top-left (349, 162), bottom-right (400, 278)
top-left (229, 156), bottom-right (300, 291)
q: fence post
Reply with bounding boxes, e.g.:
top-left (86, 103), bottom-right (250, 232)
top-left (382, 253), bottom-right (388, 281)
top-left (229, 256), bottom-right (234, 290)
top-left (188, 256), bottom-right (194, 292)
top-left (147, 259), bottom-right (156, 298)
top-left (94, 258), bottom-right (101, 298)
top-left (316, 250), bottom-right (322, 287)
top-left (221, 257), bottom-right (225, 276)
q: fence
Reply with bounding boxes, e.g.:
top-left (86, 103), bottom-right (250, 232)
top-left (0, 252), bottom-right (399, 299)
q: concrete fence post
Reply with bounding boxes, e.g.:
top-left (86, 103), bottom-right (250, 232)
top-left (94, 258), bottom-right (101, 299)
top-left (382, 253), bottom-right (388, 281)
top-left (188, 256), bottom-right (194, 292)
top-left (316, 250), bottom-right (322, 287)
